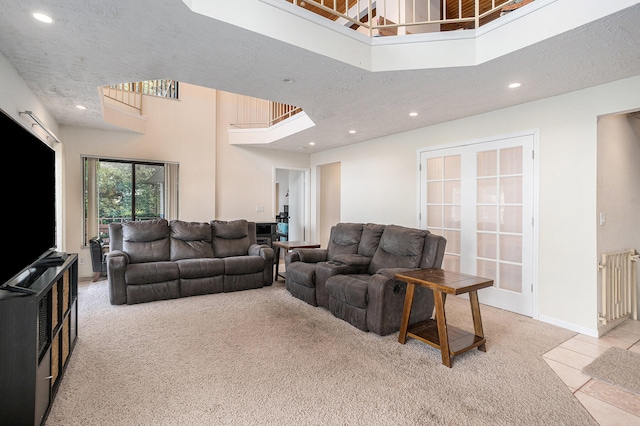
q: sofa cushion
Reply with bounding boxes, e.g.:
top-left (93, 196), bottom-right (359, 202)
top-left (358, 223), bottom-right (385, 257)
top-left (124, 261), bottom-right (179, 285)
top-left (325, 275), bottom-right (369, 309)
top-left (122, 219), bottom-right (171, 263)
top-left (175, 258), bottom-right (224, 279)
top-left (286, 262), bottom-right (318, 288)
top-left (170, 220), bottom-right (214, 260)
top-left (368, 225), bottom-right (427, 274)
top-left (223, 256), bottom-right (265, 275)
top-left (327, 223), bottom-right (363, 260)
top-left (211, 219), bottom-right (250, 257)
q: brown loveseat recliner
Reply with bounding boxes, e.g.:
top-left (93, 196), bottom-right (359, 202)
top-left (284, 223), bottom-right (446, 335)
top-left (107, 218), bottom-right (273, 305)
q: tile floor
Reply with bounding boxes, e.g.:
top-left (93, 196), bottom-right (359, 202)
top-left (543, 319), bottom-right (640, 425)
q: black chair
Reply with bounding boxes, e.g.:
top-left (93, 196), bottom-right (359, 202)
top-left (89, 237), bottom-right (107, 281)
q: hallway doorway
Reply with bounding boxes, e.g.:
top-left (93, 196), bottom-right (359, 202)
top-left (275, 168), bottom-right (310, 241)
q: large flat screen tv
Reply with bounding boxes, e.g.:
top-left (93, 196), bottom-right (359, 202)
top-left (0, 108), bottom-right (57, 289)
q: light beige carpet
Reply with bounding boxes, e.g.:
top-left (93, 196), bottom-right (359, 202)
top-left (47, 280), bottom-right (597, 425)
top-left (583, 346), bottom-right (640, 395)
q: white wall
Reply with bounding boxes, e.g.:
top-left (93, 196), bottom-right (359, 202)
top-left (310, 75), bottom-right (640, 335)
top-left (214, 91), bottom-right (310, 222)
top-left (597, 112), bottom-right (640, 330)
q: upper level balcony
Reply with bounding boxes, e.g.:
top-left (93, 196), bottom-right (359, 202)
top-left (284, 0), bottom-right (534, 37)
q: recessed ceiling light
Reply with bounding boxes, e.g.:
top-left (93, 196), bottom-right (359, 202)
top-left (76, 105), bottom-right (87, 110)
top-left (409, 112), bottom-right (418, 117)
top-left (348, 130), bottom-right (356, 134)
top-left (309, 142), bottom-right (315, 146)
top-left (508, 82), bottom-right (521, 89)
top-left (33, 12), bottom-right (53, 24)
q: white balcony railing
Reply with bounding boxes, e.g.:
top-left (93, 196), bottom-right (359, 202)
top-left (231, 94), bottom-right (302, 129)
top-left (102, 80), bottom-right (179, 112)
top-left (286, 0), bottom-right (532, 36)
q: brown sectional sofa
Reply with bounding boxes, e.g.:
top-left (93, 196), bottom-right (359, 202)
top-left (284, 223), bottom-right (446, 335)
top-left (107, 218), bottom-right (274, 305)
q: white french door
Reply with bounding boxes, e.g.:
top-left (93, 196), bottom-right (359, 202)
top-left (420, 134), bottom-right (535, 316)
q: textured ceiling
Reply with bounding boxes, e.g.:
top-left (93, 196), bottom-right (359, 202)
top-left (0, 1), bottom-right (639, 153)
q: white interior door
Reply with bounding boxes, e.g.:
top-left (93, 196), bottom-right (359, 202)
top-left (420, 134), bottom-right (535, 316)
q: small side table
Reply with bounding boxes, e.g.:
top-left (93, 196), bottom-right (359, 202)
top-left (395, 269), bottom-right (493, 368)
top-left (272, 240), bottom-right (320, 281)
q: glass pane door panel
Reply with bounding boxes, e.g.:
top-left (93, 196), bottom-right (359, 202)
top-left (477, 150), bottom-right (497, 176)
top-left (477, 259), bottom-right (497, 281)
top-left (444, 205), bottom-right (461, 228)
top-left (477, 178), bottom-right (498, 203)
top-left (501, 206), bottom-right (522, 233)
top-left (500, 234), bottom-right (522, 263)
top-left (500, 146), bottom-right (523, 174)
top-left (443, 255), bottom-right (460, 272)
top-left (444, 181), bottom-right (461, 204)
top-left (444, 230), bottom-right (461, 255)
top-left (427, 158), bottom-right (443, 179)
top-left (500, 263), bottom-right (522, 293)
top-left (477, 206), bottom-right (497, 231)
top-left (427, 206), bottom-right (443, 228)
top-left (444, 155), bottom-right (461, 179)
top-left (427, 182), bottom-right (442, 203)
top-left (477, 233), bottom-right (497, 259)
top-left (501, 176), bottom-right (523, 203)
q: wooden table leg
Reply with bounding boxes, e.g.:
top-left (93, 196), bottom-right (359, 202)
top-left (274, 246), bottom-right (281, 281)
top-left (469, 290), bottom-right (486, 352)
top-left (398, 282), bottom-right (415, 344)
top-left (433, 290), bottom-right (452, 367)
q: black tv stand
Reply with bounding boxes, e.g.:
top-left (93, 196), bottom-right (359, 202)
top-left (37, 252), bottom-right (68, 267)
top-left (0, 253), bottom-right (78, 425)
top-left (0, 284), bottom-right (36, 295)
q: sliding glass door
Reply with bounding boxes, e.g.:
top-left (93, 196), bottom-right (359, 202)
top-left (83, 157), bottom-right (179, 245)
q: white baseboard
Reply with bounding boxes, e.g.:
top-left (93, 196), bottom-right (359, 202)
top-left (537, 314), bottom-right (598, 338)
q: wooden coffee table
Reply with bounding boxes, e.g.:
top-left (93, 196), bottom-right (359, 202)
top-left (272, 240), bottom-right (320, 281)
top-left (395, 269), bottom-right (493, 367)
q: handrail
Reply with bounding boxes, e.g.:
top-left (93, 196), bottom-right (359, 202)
top-left (287, 0), bottom-right (529, 36)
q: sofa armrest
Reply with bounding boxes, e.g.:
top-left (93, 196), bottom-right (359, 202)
top-left (284, 251), bottom-right (300, 267)
top-left (106, 250), bottom-right (129, 305)
top-left (366, 272), bottom-right (434, 336)
top-left (285, 248), bottom-right (328, 277)
top-left (331, 253), bottom-right (371, 268)
top-left (376, 267), bottom-right (419, 281)
top-left (295, 248), bottom-right (328, 263)
top-left (249, 243), bottom-right (270, 257)
top-left (249, 244), bottom-right (274, 286)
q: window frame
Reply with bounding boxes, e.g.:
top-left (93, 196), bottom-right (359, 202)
top-left (82, 156), bottom-right (179, 247)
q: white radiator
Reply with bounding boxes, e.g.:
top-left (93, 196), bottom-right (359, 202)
top-left (598, 249), bottom-right (639, 324)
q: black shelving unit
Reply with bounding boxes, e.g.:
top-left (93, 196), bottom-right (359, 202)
top-left (0, 253), bottom-right (78, 425)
